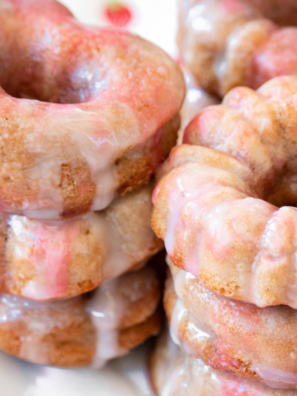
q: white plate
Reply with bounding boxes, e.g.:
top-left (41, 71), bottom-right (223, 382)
top-left (0, 1), bottom-right (177, 394)
top-left (0, 343), bottom-right (153, 396)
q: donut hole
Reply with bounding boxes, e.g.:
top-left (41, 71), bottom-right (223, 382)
top-left (267, 172), bottom-right (297, 208)
top-left (1, 64), bottom-right (99, 104)
top-left (0, 40), bottom-right (103, 104)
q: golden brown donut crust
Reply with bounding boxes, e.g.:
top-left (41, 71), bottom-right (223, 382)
top-left (165, 262), bottom-right (297, 389)
top-left (0, 264), bottom-right (162, 367)
top-left (149, 329), bottom-right (297, 396)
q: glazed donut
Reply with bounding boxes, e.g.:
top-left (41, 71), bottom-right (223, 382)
top-left (165, 263), bottom-right (297, 389)
top-left (178, 0), bottom-right (297, 96)
top-left (152, 76), bottom-right (297, 309)
top-left (150, 329), bottom-right (297, 396)
top-left (0, 264), bottom-right (161, 367)
top-left (0, 184), bottom-right (162, 301)
top-left (177, 68), bottom-right (218, 143)
top-left (0, 0), bottom-right (184, 220)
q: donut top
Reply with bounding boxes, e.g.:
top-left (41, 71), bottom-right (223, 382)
top-left (0, 0), bottom-right (185, 219)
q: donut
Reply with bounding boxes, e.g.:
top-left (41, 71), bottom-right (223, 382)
top-left (177, 68), bottom-right (218, 143)
top-left (165, 262), bottom-right (297, 389)
top-left (152, 76), bottom-right (297, 309)
top-left (178, 0), bottom-right (297, 96)
top-left (0, 184), bottom-right (163, 301)
top-left (0, 0), bottom-right (185, 219)
top-left (150, 329), bottom-right (297, 396)
top-left (0, 264), bottom-right (162, 367)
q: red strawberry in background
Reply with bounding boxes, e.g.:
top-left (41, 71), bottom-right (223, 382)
top-left (104, 1), bottom-right (132, 28)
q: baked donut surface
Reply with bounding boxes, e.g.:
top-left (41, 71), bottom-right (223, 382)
top-left (178, 0), bottom-right (297, 96)
top-left (165, 261), bottom-right (297, 389)
top-left (152, 76), bottom-right (297, 309)
top-left (0, 264), bottom-right (162, 367)
top-left (0, 0), bottom-right (185, 219)
top-left (149, 329), bottom-right (297, 396)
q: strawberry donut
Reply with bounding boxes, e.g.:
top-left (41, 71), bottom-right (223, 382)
top-left (150, 329), bottom-right (297, 396)
top-left (165, 262), bottom-right (297, 389)
top-left (152, 76), bottom-right (297, 309)
top-left (0, 184), bottom-right (162, 301)
top-left (0, 264), bottom-right (162, 367)
top-left (178, 0), bottom-right (297, 96)
top-left (0, 0), bottom-right (185, 219)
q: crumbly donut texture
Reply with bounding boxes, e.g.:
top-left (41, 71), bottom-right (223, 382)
top-left (0, 0), bottom-right (185, 219)
top-left (0, 265), bottom-right (161, 367)
top-left (178, 0), bottom-right (297, 96)
top-left (152, 76), bottom-right (297, 309)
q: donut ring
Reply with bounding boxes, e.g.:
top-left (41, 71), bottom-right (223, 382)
top-left (150, 329), bottom-right (297, 396)
top-left (0, 184), bottom-right (162, 301)
top-left (178, 0), bottom-right (297, 96)
top-left (0, 0), bottom-right (185, 219)
top-left (0, 264), bottom-right (161, 367)
top-left (165, 260), bottom-right (297, 389)
top-left (152, 76), bottom-right (297, 309)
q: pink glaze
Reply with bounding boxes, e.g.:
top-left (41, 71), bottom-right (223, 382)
top-left (22, 220), bottom-right (80, 299)
top-left (252, 28), bottom-right (297, 89)
top-left (155, 145), bottom-right (297, 308)
top-left (4, 184), bottom-right (160, 301)
top-left (0, 0), bottom-right (185, 219)
top-left (151, 77), bottom-right (297, 309)
top-left (222, 0), bottom-right (247, 14)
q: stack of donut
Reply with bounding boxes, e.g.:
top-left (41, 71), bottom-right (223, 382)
top-left (149, 0), bottom-right (297, 394)
top-left (0, 0), bottom-right (185, 366)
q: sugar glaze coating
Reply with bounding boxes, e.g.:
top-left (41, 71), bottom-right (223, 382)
top-left (0, 0), bottom-right (185, 219)
top-left (165, 260), bottom-right (297, 389)
top-left (0, 265), bottom-right (161, 367)
top-left (152, 76), bottom-right (297, 309)
top-left (0, 184), bottom-right (162, 301)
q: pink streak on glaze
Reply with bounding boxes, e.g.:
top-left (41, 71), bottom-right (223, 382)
top-left (24, 221), bottom-right (80, 299)
top-left (161, 162), bottom-right (252, 275)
